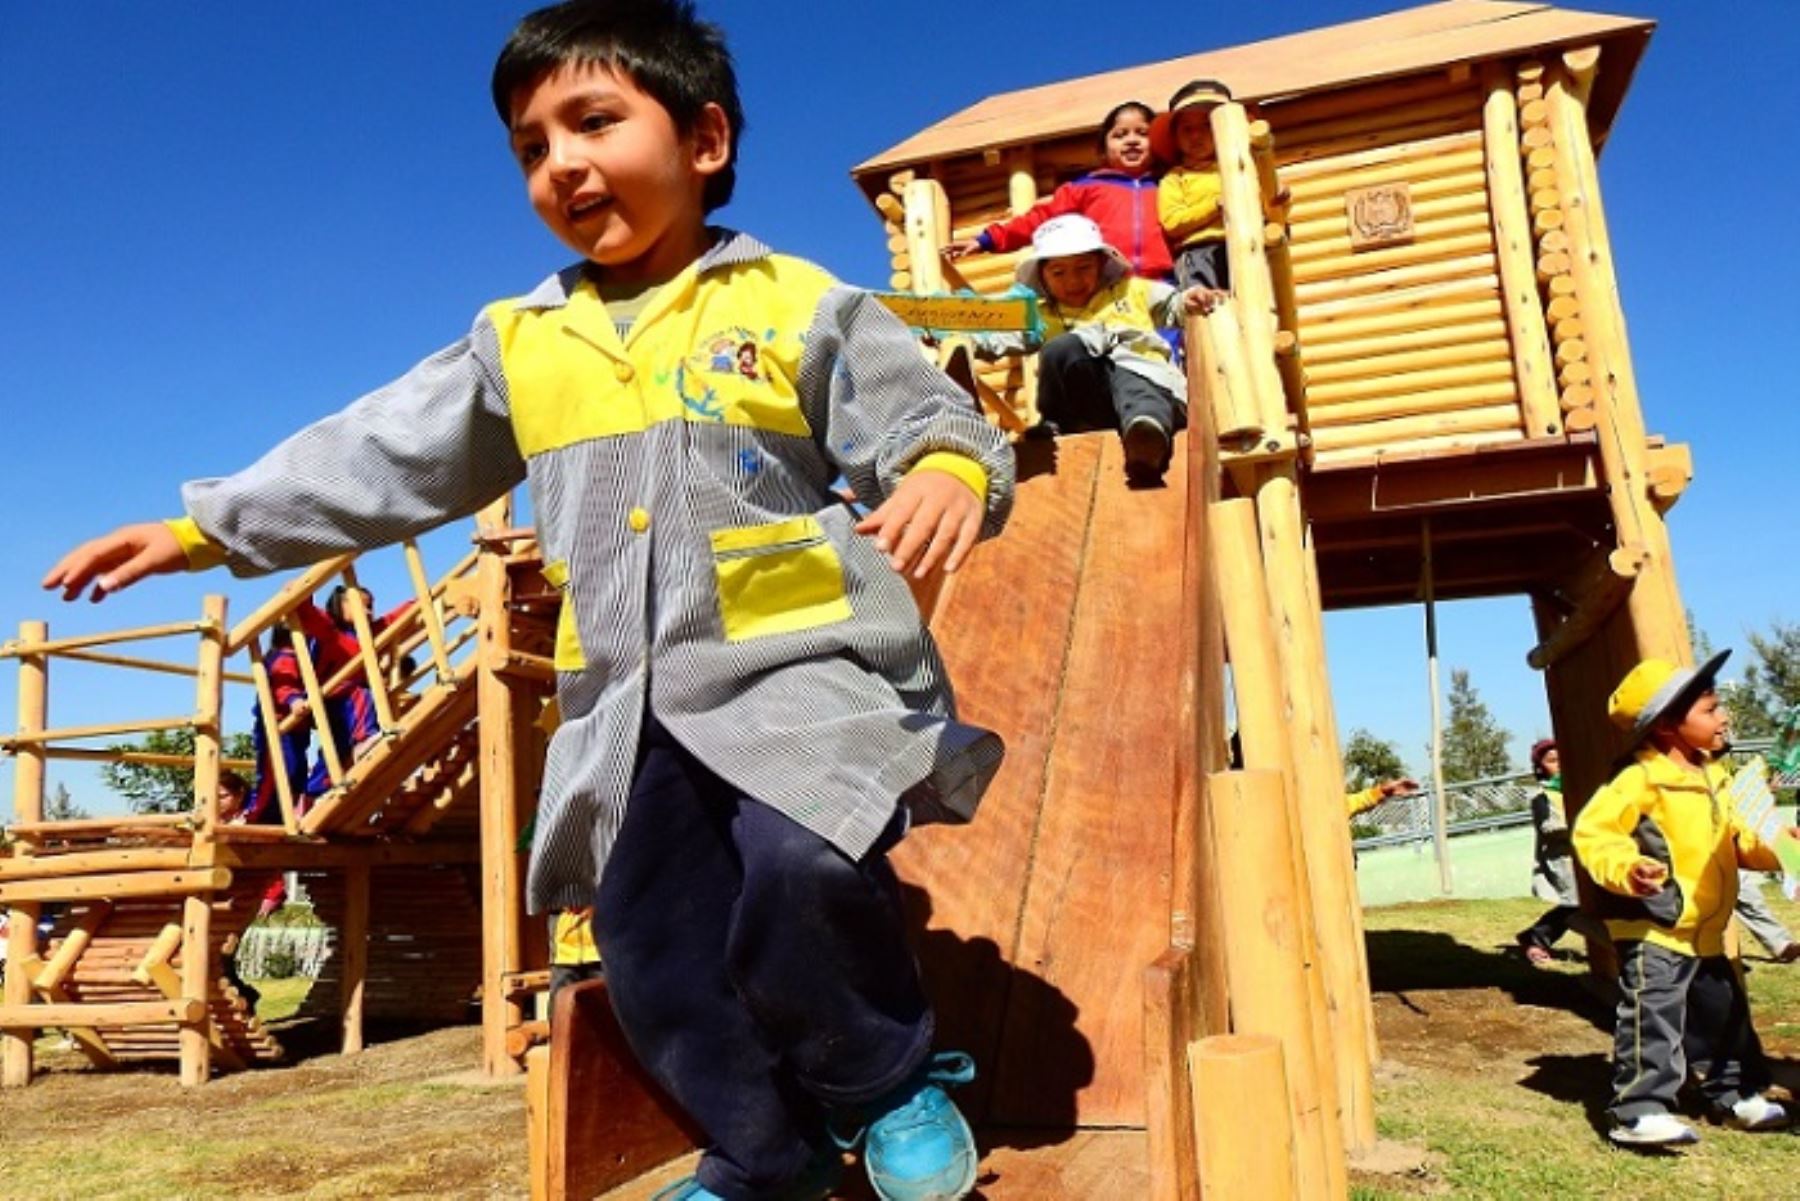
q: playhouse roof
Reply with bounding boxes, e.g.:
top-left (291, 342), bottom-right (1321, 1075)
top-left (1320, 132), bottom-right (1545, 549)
top-left (853, 0), bottom-right (1653, 185)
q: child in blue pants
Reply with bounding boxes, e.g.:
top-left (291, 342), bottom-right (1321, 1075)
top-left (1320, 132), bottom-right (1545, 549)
top-left (43, 4), bottom-right (1012, 1198)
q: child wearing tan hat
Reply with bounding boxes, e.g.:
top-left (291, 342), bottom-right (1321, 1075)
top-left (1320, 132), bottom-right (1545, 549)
top-left (1573, 651), bottom-right (1795, 1147)
top-left (1150, 79), bottom-right (1233, 293)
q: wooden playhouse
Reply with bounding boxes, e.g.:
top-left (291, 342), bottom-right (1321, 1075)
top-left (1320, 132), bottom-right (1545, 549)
top-left (2, 3), bottom-right (1699, 1198)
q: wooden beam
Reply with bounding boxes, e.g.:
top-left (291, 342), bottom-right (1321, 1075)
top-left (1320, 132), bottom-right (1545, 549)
top-left (1305, 438), bottom-right (1600, 522)
top-left (179, 893), bottom-right (213, 1085)
top-left (1528, 551), bottom-right (1643, 670)
top-left (0, 848), bottom-right (193, 882)
top-left (215, 838), bottom-right (481, 871)
top-left (1212, 102), bottom-right (1290, 445)
top-left (0, 867), bottom-right (231, 905)
top-left (0, 621), bottom-right (210, 661)
top-left (0, 999), bottom-right (205, 1029)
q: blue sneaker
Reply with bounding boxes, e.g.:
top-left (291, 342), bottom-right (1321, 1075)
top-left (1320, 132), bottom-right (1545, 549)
top-left (650, 1146), bottom-right (840, 1201)
top-left (839, 1051), bottom-right (979, 1201)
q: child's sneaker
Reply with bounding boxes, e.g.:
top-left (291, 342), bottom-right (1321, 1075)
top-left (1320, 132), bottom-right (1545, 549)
top-left (837, 1051), bottom-right (978, 1201)
top-left (1723, 1094), bottom-right (1790, 1131)
top-left (650, 1147), bottom-right (840, 1201)
top-left (1608, 1112), bottom-right (1700, 1147)
top-left (1121, 416), bottom-right (1172, 485)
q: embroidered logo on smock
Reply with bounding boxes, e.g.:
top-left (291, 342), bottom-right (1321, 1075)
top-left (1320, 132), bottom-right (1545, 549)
top-left (678, 327), bottom-right (777, 422)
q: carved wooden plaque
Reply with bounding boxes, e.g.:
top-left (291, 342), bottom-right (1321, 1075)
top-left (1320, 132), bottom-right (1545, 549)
top-left (1345, 182), bottom-right (1415, 249)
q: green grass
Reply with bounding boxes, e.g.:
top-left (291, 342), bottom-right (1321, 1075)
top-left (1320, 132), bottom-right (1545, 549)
top-left (1355, 894), bottom-right (1800, 1200)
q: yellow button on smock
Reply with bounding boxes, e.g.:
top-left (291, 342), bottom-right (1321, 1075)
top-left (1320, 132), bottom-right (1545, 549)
top-left (628, 507), bottom-right (651, 534)
top-left (614, 361), bottom-right (636, 383)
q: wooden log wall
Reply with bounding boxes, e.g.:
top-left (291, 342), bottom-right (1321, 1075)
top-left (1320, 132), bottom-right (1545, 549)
top-left (1276, 71), bottom-right (1531, 466)
top-left (300, 865), bottom-right (484, 1026)
top-left (1515, 59), bottom-right (1598, 436)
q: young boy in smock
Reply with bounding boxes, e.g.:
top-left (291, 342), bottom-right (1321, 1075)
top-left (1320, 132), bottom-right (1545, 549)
top-left (43, 3), bottom-right (1014, 1198)
top-left (1573, 651), bottom-right (1795, 1148)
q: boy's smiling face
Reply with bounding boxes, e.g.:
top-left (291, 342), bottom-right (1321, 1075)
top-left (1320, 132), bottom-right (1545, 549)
top-left (508, 62), bottom-right (728, 285)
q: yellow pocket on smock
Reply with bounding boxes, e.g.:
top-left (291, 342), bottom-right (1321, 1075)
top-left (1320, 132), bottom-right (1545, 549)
top-left (542, 559), bottom-right (587, 672)
top-left (709, 516), bottom-right (852, 642)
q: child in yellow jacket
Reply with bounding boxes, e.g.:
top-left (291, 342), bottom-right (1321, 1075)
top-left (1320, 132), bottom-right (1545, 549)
top-left (1150, 80), bottom-right (1232, 293)
top-left (1573, 651), bottom-right (1794, 1147)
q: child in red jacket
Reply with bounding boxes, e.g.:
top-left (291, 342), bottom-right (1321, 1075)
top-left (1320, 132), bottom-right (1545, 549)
top-left (945, 101), bottom-right (1173, 281)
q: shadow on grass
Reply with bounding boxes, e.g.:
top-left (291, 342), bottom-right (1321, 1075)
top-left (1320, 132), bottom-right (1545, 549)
top-left (1518, 1051), bottom-right (1614, 1135)
top-left (1366, 927), bottom-right (1614, 1034)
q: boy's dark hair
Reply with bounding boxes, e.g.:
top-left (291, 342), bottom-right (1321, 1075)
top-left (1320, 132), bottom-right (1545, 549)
top-left (219, 770), bottom-right (250, 798)
top-left (1096, 101), bottom-right (1155, 154)
top-left (492, 0), bottom-right (744, 213)
top-left (1165, 78), bottom-right (1233, 109)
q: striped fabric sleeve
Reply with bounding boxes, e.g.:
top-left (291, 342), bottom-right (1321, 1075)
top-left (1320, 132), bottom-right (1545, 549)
top-left (179, 317), bottom-right (527, 576)
top-left (800, 286), bottom-right (1015, 541)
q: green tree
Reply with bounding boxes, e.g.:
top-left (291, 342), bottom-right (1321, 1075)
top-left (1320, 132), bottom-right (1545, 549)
top-left (1722, 620), bottom-right (1800, 741)
top-left (44, 782), bottom-right (89, 822)
top-left (101, 728), bottom-right (257, 814)
top-left (1342, 728), bottom-right (1409, 792)
top-left (1432, 668), bottom-right (1512, 782)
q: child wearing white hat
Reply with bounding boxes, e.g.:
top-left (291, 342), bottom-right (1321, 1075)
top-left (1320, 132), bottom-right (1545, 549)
top-left (986, 214), bottom-right (1215, 485)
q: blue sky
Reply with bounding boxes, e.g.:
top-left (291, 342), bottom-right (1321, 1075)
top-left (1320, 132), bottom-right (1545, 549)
top-left (2, 1), bottom-right (1796, 810)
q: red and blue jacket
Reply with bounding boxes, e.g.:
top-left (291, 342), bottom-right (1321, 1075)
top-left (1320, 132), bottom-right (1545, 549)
top-left (976, 170), bottom-right (1173, 281)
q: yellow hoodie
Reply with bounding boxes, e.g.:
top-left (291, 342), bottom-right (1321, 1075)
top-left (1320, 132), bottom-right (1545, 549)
top-left (1573, 749), bottom-right (1779, 956)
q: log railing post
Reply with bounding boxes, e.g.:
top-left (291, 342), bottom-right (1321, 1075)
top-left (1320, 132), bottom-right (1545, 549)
top-left (477, 497), bottom-right (525, 1078)
top-left (3, 620), bottom-right (48, 1087)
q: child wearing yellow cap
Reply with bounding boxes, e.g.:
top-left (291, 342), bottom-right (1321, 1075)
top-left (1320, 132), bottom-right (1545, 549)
top-left (1573, 650), bottom-right (1795, 1147)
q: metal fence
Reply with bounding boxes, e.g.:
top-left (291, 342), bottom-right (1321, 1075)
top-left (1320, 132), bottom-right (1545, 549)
top-left (1348, 738), bottom-right (1799, 853)
top-left (236, 923), bottom-right (335, 980)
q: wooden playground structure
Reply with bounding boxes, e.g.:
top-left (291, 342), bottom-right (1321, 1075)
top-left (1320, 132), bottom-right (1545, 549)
top-left (3, 3), bottom-right (1698, 1197)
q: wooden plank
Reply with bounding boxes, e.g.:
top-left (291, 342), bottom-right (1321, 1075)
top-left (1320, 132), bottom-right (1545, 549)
top-left (892, 435), bottom-right (1103, 1123)
top-left (341, 865), bottom-right (370, 1055)
top-left (992, 433), bottom-right (1189, 1125)
top-left (0, 867), bottom-right (230, 904)
top-left (3, 621), bottom-right (46, 1086)
top-left (543, 980), bottom-right (700, 1201)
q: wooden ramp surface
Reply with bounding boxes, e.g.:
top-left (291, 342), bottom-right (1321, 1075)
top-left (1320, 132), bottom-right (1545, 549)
top-left (895, 431), bottom-right (1189, 1135)
top-left (546, 433), bottom-right (1190, 1200)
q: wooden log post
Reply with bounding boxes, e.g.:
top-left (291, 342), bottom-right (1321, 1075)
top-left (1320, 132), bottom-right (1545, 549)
top-left (338, 567), bottom-right (397, 736)
top-left (191, 595), bottom-right (227, 864)
top-left (1212, 102), bottom-right (1290, 445)
top-left (1192, 302), bottom-right (1266, 446)
top-left (1211, 499), bottom-right (1343, 1168)
top-left (1481, 64), bottom-right (1561, 438)
top-left (1252, 465), bottom-right (1378, 1153)
top-left (902, 178), bottom-right (950, 295)
top-left (478, 498), bottom-right (526, 1078)
top-left (1192, 1034), bottom-right (1300, 1201)
top-left (1207, 771), bottom-right (1343, 1200)
top-left (179, 892), bottom-right (212, 1085)
top-left (1548, 47), bottom-right (1689, 662)
top-left (247, 633), bottom-right (301, 833)
top-left (3, 620), bottom-right (47, 1088)
top-left (341, 864), bottom-right (370, 1055)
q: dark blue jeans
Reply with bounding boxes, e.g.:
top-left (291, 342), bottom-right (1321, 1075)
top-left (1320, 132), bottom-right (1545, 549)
top-left (592, 715), bottom-right (933, 1200)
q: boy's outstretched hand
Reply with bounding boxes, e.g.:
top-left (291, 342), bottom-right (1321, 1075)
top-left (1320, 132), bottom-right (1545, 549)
top-left (43, 522), bottom-right (186, 602)
top-left (856, 470), bottom-right (983, 580)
